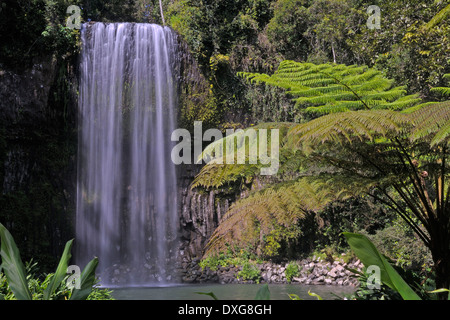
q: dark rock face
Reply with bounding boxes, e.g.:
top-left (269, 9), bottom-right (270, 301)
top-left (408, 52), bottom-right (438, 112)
top-left (0, 56), bottom-right (78, 269)
top-left (177, 164), bottom-right (236, 262)
top-left (0, 57), bottom-right (57, 127)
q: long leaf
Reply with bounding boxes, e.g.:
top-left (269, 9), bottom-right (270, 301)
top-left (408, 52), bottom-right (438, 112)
top-left (308, 290), bottom-right (323, 300)
top-left (43, 239), bottom-right (74, 300)
top-left (69, 257), bottom-right (99, 300)
top-left (195, 291), bottom-right (219, 300)
top-left (255, 284), bottom-right (270, 300)
top-left (0, 223), bottom-right (32, 300)
top-left (343, 232), bottom-right (421, 300)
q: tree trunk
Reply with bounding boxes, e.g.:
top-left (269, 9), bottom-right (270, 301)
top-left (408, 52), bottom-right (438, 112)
top-left (331, 42), bottom-right (336, 64)
top-left (430, 225), bottom-right (450, 300)
top-left (433, 256), bottom-right (450, 300)
top-left (159, 0), bottom-right (165, 25)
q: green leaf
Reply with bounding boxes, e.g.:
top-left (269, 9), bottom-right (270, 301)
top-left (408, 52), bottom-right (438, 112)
top-left (195, 291), bottom-right (219, 300)
top-left (307, 290), bottom-right (323, 300)
top-left (428, 288), bottom-right (450, 300)
top-left (343, 232), bottom-right (421, 300)
top-left (0, 223), bottom-right (32, 300)
top-left (255, 284), bottom-right (270, 300)
top-left (69, 257), bottom-right (99, 300)
top-left (428, 288), bottom-right (450, 294)
top-left (288, 293), bottom-right (302, 300)
top-left (43, 239), bottom-right (74, 300)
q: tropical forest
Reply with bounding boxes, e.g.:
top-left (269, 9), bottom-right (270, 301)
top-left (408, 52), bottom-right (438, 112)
top-left (0, 0), bottom-right (449, 303)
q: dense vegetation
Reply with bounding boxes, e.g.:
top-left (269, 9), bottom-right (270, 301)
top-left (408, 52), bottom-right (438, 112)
top-left (0, 0), bottom-right (449, 300)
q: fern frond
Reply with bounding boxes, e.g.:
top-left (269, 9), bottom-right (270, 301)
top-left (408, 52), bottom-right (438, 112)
top-left (289, 110), bottom-right (411, 146)
top-left (239, 61), bottom-right (422, 115)
top-left (431, 87), bottom-right (450, 97)
top-left (191, 123), bottom-right (297, 189)
top-left (203, 176), bottom-right (365, 257)
top-left (410, 101), bottom-right (450, 146)
top-left (423, 3), bottom-right (450, 30)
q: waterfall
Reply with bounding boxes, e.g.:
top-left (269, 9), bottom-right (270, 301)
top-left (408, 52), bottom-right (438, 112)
top-left (76, 23), bottom-right (179, 286)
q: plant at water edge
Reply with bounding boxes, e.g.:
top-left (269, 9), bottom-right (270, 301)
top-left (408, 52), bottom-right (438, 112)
top-left (238, 261), bottom-right (262, 283)
top-left (285, 262), bottom-right (300, 283)
top-left (343, 232), bottom-right (450, 300)
top-left (0, 223), bottom-right (100, 300)
top-left (288, 290), bottom-right (323, 300)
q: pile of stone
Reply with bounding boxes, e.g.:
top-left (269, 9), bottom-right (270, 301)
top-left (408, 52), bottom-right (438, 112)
top-left (180, 256), bottom-right (363, 286)
top-left (287, 258), bottom-right (362, 286)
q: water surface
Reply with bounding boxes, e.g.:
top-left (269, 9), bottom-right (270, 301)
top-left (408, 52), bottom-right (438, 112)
top-left (110, 283), bottom-right (356, 300)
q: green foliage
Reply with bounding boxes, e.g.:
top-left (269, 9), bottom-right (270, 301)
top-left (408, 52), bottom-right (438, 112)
top-left (0, 0), bottom-right (81, 70)
top-left (254, 284), bottom-right (270, 300)
top-left (0, 268), bottom-right (114, 300)
top-left (43, 239), bottom-right (73, 300)
top-left (192, 122), bottom-right (295, 190)
top-left (0, 223), bottom-right (101, 300)
top-left (238, 261), bottom-right (261, 282)
top-left (343, 232), bottom-right (421, 300)
top-left (239, 61), bottom-right (421, 117)
top-left (345, 232), bottom-right (449, 300)
top-left (199, 247), bottom-right (262, 271)
top-left (266, 0), bottom-right (309, 60)
top-left (0, 223), bottom-right (32, 300)
top-left (69, 257), bottom-right (100, 300)
top-left (304, 0), bottom-right (356, 64)
top-left (314, 196), bottom-right (395, 253)
top-left (202, 176), bottom-right (360, 258)
top-left (194, 291), bottom-right (219, 300)
top-left (430, 73), bottom-right (450, 97)
top-left (285, 261), bottom-right (299, 283)
top-left (82, 0), bottom-right (135, 22)
top-left (361, 218), bottom-right (433, 270)
top-left (196, 56), bottom-right (450, 292)
top-left (288, 290), bottom-right (323, 300)
top-left (374, 1), bottom-right (450, 97)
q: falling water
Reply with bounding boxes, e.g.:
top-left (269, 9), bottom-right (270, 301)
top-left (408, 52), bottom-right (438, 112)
top-left (76, 23), bottom-right (179, 286)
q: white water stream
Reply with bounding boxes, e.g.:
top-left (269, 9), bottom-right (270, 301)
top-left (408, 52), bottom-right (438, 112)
top-left (76, 22), bottom-right (179, 286)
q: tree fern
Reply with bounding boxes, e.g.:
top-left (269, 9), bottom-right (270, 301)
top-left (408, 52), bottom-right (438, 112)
top-left (288, 109), bottom-right (411, 146)
top-left (423, 4), bottom-right (450, 31)
top-left (197, 62), bottom-right (450, 290)
top-left (430, 73), bottom-right (450, 97)
top-left (238, 61), bottom-right (422, 116)
top-left (192, 122), bottom-right (298, 189)
top-left (203, 176), bottom-right (364, 257)
top-left (410, 101), bottom-right (450, 146)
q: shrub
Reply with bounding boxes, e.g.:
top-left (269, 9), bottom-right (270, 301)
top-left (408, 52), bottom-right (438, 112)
top-left (0, 260), bottom-right (114, 300)
top-left (238, 261), bottom-right (261, 283)
top-left (285, 262), bottom-right (299, 283)
top-left (358, 217), bottom-right (433, 271)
